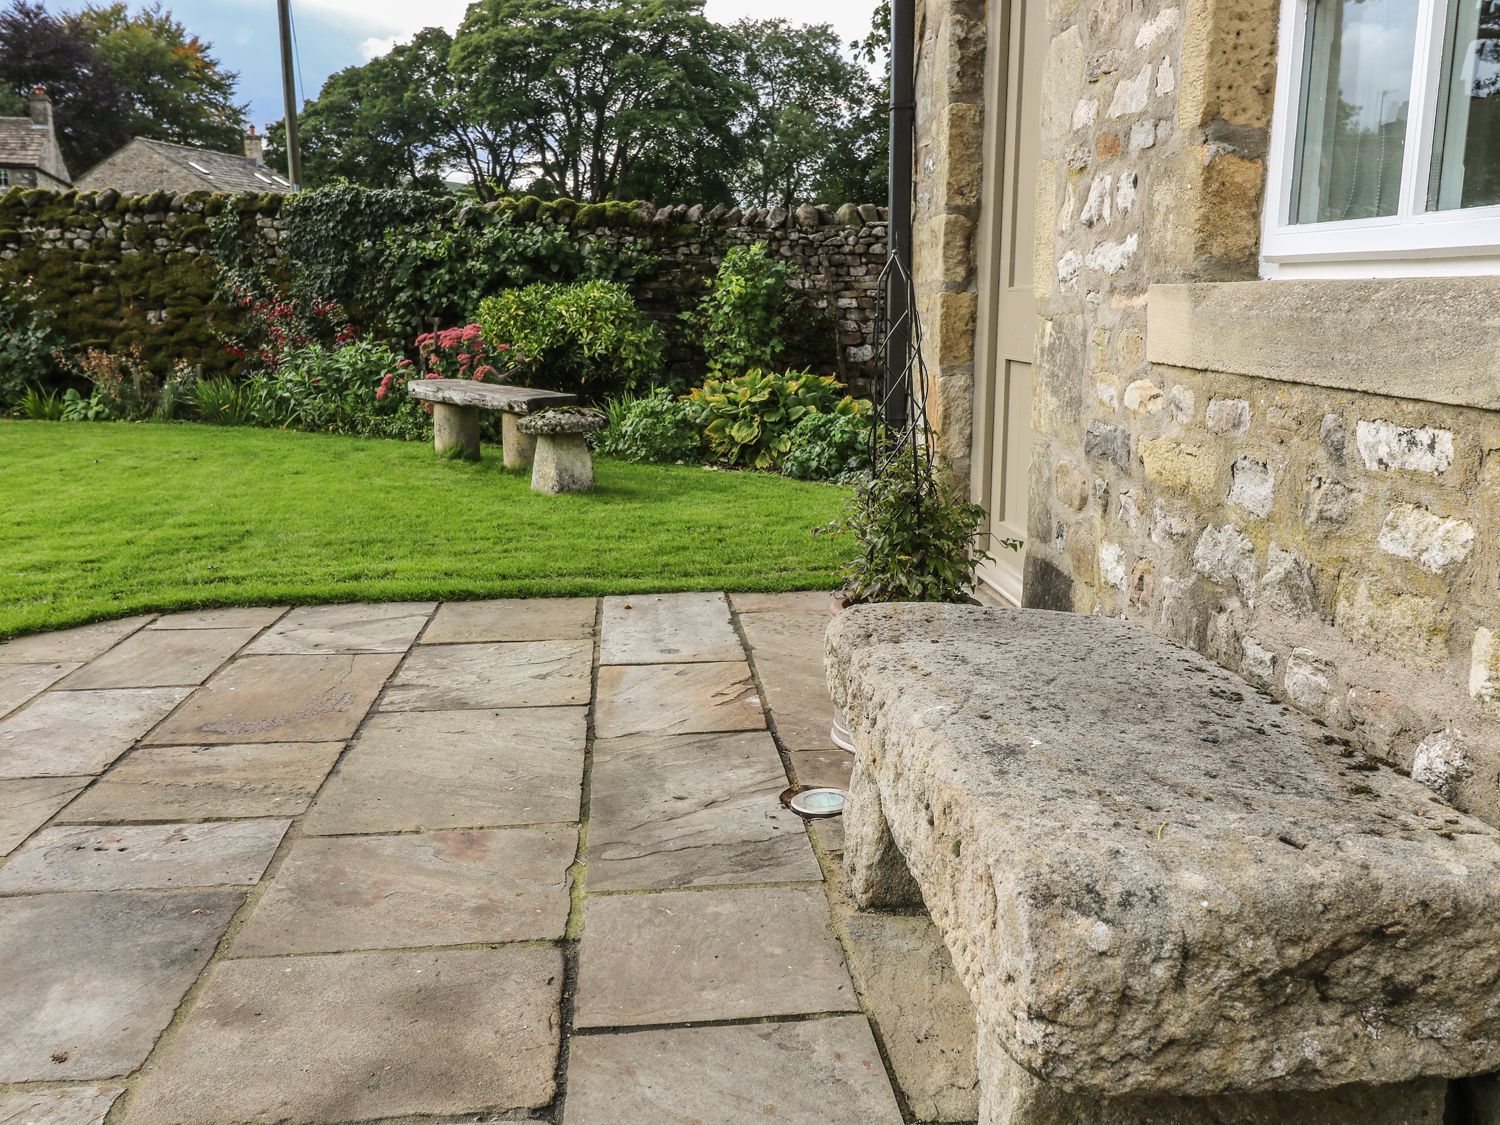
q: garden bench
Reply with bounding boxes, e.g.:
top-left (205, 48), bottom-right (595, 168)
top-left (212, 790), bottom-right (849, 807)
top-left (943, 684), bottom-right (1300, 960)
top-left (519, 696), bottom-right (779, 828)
top-left (405, 379), bottom-right (578, 469)
top-left (517, 408), bottom-right (607, 495)
top-left (827, 602), bottom-right (1500, 1124)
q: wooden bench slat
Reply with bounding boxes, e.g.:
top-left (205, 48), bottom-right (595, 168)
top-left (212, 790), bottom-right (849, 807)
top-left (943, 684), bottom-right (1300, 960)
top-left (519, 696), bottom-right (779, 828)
top-left (406, 379), bottom-right (578, 412)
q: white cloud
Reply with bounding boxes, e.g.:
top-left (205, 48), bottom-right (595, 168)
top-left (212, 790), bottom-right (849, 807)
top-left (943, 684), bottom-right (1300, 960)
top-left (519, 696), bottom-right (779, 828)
top-left (703, 0), bottom-right (872, 39)
top-left (360, 34), bottom-right (402, 60)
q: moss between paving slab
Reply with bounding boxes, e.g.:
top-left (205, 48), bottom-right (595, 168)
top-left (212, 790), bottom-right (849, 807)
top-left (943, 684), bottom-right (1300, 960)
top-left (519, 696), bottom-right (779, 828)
top-left (0, 421), bottom-right (851, 639)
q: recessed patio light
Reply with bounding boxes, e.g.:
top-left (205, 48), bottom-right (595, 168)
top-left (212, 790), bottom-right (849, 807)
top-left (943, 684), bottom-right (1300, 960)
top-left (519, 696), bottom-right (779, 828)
top-left (790, 788), bottom-right (846, 819)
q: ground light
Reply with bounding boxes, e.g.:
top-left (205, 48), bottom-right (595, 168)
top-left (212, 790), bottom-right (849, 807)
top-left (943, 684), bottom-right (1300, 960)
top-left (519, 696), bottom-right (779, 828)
top-left (790, 788), bottom-right (846, 819)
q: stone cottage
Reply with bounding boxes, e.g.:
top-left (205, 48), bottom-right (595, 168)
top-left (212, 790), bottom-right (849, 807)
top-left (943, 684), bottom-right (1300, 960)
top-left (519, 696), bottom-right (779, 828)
top-left (910, 0), bottom-right (1499, 822)
top-left (0, 88), bottom-right (70, 190)
top-left (75, 128), bottom-right (292, 196)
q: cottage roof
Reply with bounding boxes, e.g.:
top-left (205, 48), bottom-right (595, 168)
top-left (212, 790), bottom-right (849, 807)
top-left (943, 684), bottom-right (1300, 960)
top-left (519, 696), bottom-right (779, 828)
top-left (81, 137), bottom-right (292, 194)
top-left (0, 116), bottom-right (70, 183)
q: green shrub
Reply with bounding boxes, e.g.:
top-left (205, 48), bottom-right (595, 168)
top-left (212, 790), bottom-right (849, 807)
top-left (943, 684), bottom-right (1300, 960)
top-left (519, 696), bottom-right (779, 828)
top-left (683, 244), bottom-right (796, 377)
top-left (598, 389), bottom-right (701, 463)
top-left (826, 448), bottom-right (1020, 604)
top-left (244, 338), bottom-right (425, 439)
top-left (477, 280), bottom-right (664, 401)
top-left (191, 378), bottom-right (250, 425)
top-left (782, 403), bottom-right (874, 481)
top-left (60, 387), bottom-right (114, 421)
top-left (17, 386), bottom-right (64, 420)
top-left (0, 281), bottom-right (64, 410)
top-left (684, 369), bottom-right (851, 470)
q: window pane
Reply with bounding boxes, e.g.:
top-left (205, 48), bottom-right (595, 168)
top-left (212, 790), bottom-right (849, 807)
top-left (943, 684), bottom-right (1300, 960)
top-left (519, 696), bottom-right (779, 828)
top-left (1292, 0), bottom-right (1421, 224)
top-left (1430, 0), bottom-right (1500, 210)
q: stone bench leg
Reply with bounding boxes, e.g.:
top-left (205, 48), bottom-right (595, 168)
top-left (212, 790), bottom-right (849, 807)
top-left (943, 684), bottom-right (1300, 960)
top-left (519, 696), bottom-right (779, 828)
top-left (844, 756), bottom-right (922, 909)
top-left (433, 402), bottom-right (480, 461)
top-left (503, 413), bottom-right (536, 471)
top-left (530, 434), bottom-right (596, 494)
top-left (975, 1023), bottom-right (1448, 1125)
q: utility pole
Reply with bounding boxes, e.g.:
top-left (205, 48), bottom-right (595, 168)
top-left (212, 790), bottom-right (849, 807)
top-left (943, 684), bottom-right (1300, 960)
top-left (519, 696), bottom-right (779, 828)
top-left (277, 0), bottom-right (303, 191)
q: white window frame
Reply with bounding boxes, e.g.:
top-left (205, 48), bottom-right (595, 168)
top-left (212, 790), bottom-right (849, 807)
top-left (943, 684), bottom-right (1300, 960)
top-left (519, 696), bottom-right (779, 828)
top-left (1262, 0), bottom-right (1500, 278)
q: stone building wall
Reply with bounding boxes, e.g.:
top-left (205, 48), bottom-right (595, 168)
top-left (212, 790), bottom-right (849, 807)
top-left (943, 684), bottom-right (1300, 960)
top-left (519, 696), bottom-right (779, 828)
top-left (910, 0), bottom-right (1500, 823)
top-left (0, 187), bottom-right (888, 383)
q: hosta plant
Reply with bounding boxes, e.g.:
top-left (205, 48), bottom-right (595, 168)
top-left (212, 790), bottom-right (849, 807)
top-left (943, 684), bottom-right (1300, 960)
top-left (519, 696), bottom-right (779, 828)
top-left (685, 369), bottom-right (853, 470)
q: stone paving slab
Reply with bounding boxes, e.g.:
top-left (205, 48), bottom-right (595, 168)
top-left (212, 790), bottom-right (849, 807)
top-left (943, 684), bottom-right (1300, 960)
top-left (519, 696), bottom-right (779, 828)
top-left (0, 1084), bottom-right (124, 1124)
top-left (600, 593), bottom-right (742, 664)
top-left (0, 688), bottom-right (195, 779)
top-left (58, 742), bottom-right (344, 823)
top-left (382, 641), bottom-right (592, 711)
top-left (0, 617), bottom-right (153, 666)
top-left (730, 591), bottom-right (835, 616)
top-left (146, 607), bottom-right (287, 631)
top-left (594, 662), bottom-right (765, 739)
top-left (145, 654), bottom-right (399, 745)
top-left (123, 946), bottom-right (564, 1125)
top-left (59, 627), bottom-right (260, 691)
top-left (422, 598), bottom-right (596, 644)
top-left (588, 731), bottom-right (818, 891)
top-left (563, 1018), bottom-right (902, 1125)
top-left (574, 887), bottom-right (858, 1028)
top-left (790, 749), bottom-right (854, 790)
top-left (230, 825), bottom-right (576, 956)
top-left (0, 820), bottom-right (289, 893)
top-left (0, 662), bottom-right (79, 719)
top-left (738, 610), bottom-right (837, 751)
top-left (0, 889), bottom-right (241, 1082)
top-left (303, 708), bottom-right (586, 834)
top-left (0, 777), bottom-right (90, 856)
top-left (245, 602), bottom-right (435, 655)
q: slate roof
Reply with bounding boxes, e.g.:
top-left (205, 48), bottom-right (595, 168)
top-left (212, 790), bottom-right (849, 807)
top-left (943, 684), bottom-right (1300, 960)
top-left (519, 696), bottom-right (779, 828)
top-left (78, 137), bottom-right (292, 194)
top-left (0, 116), bottom-right (70, 183)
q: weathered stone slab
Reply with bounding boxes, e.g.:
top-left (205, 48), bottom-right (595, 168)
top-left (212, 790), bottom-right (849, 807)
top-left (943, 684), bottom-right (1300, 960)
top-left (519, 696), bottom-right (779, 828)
top-left (0, 777), bottom-right (88, 856)
top-left (406, 378), bottom-right (576, 413)
top-left (828, 603), bottom-right (1500, 1096)
top-left (739, 610), bottom-right (838, 750)
top-left (0, 688), bottom-right (193, 778)
top-left (382, 640), bottom-right (591, 711)
top-left (0, 617), bottom-right (152, 665)
top-left (840, 912), bottom-right (981, 1122)
top-left (145, 606), bottom-right (287, 631)
top-left (422, 598), bottom-right (596, 644)
top-left (0, 662), bottom-right (78, 718)
top-left (0, 1084), bottom-right (124, 1124)
top-left (0, 889), bottom-right (241, 1081)
top-left (0, 819), bottom-right (289, 892)
top-left (59, 627), bottom-right (258, 690)
top-left (600, 592), bottom-right (742, 664)
top-left (563, 1018), bottom-right (903, 1124)
top-left (303, 708), bottom-right (586, 834)
top-left (145, 654), bottom-right (399, 745)
top-left (231, 826), bottom-right (575, 955)
top-left (245, 602), bottom-right (434, 654)
top-left (790, 749), bottom-right (853, 789)
top-left (124, 947), bottom-right (563, 1124)
top-left (57, 742), bottom-right (342, 822)
top-left (731, 591), bottom-right (836, 616)
top-left (594, 662), bottom-right (765, 739)
top-left (574, 887), bottom-right (857, 1027)
top-left (588, 731), bottom-right (817, 890)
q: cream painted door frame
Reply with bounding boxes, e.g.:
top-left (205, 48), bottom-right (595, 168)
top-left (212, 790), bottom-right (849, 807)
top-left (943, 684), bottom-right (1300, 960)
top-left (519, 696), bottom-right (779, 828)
top-left (971, 0), bottom-right (1045, 605)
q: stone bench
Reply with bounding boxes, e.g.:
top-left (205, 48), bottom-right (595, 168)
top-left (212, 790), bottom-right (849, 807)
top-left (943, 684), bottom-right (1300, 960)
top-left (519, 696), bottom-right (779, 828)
top-left (826, 602), bottom-right (1500, 1125)
top-left (405, 379), bottom-right (578, 469)
top-left (516, 409), bottom-right (607, 494)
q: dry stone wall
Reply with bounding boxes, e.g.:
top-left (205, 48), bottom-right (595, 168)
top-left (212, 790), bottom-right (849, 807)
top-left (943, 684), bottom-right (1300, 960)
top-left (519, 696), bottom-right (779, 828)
top-left (0, 187), bottom-right (888, 381)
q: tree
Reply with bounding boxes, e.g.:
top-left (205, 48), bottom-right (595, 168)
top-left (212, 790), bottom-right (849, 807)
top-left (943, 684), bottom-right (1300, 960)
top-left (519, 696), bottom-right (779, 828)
top-left (729, 18), bottom-right (876, 208)
top-left (452, 0), bottom-right (744, 202)
top-left (67, 3), bottom-right (246, 155)
top-left (0, 1), bottom-right (128, 172)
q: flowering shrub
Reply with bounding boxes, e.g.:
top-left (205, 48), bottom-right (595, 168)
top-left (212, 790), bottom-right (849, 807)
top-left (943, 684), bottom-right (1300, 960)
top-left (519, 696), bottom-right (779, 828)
top-left (414, 324), bottom-right (515, 384)
top-left (221, 276), bottom-right (356, 372)
top-left (243, 339), bottom-right (425, 439)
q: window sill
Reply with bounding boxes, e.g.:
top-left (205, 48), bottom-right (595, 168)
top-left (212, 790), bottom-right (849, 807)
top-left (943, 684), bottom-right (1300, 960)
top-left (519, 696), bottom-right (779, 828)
top-left (1145, 279), bottom-right (1500, 412)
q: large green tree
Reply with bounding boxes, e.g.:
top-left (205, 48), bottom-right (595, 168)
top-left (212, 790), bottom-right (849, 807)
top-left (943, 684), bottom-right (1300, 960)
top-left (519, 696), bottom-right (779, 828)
top-left (452, 0), bottom-right (744, 202)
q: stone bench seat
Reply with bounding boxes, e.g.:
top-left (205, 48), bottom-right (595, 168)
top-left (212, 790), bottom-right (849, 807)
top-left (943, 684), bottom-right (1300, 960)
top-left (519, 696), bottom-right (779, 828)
top-left (826, 603), bottom-right (1500, 1123)
top-left (406, 379), bottom-right (578, 468)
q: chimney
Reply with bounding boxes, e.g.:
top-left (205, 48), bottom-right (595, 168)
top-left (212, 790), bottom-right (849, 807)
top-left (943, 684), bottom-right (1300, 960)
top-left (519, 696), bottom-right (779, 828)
top-left (244, 124), bottom-right (265, 165)
top-left (27, 86), bottom-right (52, 130)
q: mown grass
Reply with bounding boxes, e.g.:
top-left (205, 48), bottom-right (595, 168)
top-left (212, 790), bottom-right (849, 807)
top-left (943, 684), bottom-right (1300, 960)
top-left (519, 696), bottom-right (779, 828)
top-left (0, 421), bottom-right (852, 638)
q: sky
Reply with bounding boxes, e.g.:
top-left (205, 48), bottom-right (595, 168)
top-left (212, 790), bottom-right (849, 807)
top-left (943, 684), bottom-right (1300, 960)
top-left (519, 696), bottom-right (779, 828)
top-left (94, 0), bottom-right (877, 131)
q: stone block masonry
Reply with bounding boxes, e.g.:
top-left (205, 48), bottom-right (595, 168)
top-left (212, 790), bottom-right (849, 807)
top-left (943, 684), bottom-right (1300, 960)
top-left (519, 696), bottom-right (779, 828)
top-left (0, 187), bottom-right (887, 384)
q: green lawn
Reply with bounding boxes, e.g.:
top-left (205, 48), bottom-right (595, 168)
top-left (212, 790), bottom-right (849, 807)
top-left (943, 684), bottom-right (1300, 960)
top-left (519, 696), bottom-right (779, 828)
top-left (0, 421), bottom-right (852, 639)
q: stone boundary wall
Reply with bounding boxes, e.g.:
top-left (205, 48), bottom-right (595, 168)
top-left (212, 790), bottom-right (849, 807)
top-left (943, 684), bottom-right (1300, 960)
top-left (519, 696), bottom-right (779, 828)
top-left (0, 187), bottom-right (889, 381)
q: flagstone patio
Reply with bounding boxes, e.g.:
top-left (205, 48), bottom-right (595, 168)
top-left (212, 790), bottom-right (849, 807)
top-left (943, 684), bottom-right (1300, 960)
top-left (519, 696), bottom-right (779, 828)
top-left (0, 593), bottom-right (972, 1124)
